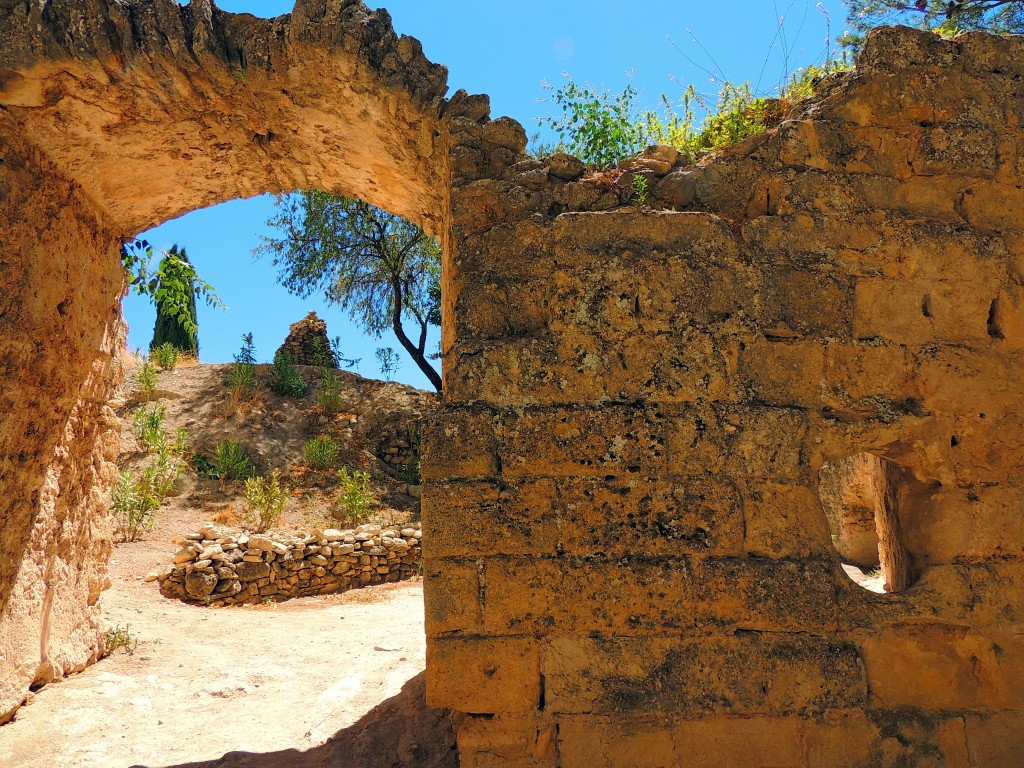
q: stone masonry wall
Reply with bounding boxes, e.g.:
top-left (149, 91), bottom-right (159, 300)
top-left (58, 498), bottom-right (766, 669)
top-left (155, 524), bottom-right (422, 607)
top-left (423, 27), bottom-right (1024, 767)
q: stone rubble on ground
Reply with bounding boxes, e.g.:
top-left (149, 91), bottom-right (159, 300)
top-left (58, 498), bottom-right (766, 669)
top-left (150, 523), bottom-right (422, 607)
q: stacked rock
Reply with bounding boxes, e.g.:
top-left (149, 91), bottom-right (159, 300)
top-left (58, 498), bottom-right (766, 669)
top-left (151, 523), bottom-right (422, 607)
top-left (274, 311), bottom-right (337, 367)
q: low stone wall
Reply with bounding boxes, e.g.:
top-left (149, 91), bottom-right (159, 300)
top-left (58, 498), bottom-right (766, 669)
top-left (153, 524), bottom-right (422, 607)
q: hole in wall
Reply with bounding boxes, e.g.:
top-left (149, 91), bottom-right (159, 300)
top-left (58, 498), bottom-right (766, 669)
top-left (818, 452), bottom-right (922, 594)
top-left (921, 295), bottom-right (933, 318)
top-left (987, 297), bottom-right (1005, 339)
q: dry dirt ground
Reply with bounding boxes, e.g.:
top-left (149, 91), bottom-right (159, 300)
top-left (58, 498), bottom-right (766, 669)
top-left (0, 497), bottom-right (434, 768)
top-left (0, 362), bottom-right (454, 768)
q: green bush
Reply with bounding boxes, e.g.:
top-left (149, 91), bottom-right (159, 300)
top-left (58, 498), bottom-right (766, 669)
top-left (116, 407), bottom-right (188, 541)
top-left (228, 362), bottom-right (258, 398)
top-left (540, 76), bottom-right (647, 168)
top-left (111, 469), bottom-right (163, 542)
top-left (268, 352), bottom-right (307, 397)
top-left (399, 455), bottom-right (421, 486)
top-left (132, 404), bottom-right (169, 452)
top-left (304, 434), bottom-right (340, 470)
top-left (212, 439), bottom-right (255, 484)
top-left (226, 333), bottom-right (259, 403)
top-left (243, 470), bottom-right (288, 533)
top-left (335, 468), bottom-right (378, 526)
top-left (104, 624), bottom-right (138, 655)
top-left (539, 59), bottom-right (853, 169)
top-left (135, 360), bottom-right (158, 402)
top-left (150, 342), bottom-right (180, 371)
top-left (318, 368), bottom-right (343, 416)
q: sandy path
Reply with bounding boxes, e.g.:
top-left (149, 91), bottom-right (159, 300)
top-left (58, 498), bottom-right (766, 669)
top-left (0, 545), bottom-right (426, 768)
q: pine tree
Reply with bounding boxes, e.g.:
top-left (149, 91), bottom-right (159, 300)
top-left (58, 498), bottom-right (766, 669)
top-left (150, 245), bottom-right (199, 355)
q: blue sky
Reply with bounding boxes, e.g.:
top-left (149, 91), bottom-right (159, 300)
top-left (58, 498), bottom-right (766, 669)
top-left (128, 0), bottom-right (853, 389)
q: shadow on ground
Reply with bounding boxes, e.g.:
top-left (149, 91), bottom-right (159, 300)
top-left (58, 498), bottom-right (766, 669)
top-left (147, 673), bottom-right (458, 768)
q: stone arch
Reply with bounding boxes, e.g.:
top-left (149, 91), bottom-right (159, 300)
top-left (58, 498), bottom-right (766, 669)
top-left (0, 0), bottom-right (458, 722)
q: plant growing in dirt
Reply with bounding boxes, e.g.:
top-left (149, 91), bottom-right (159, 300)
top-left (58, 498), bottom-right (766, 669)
top-left (630, 173), bottom-right (650, 209)
top-left (111, 469), bottom-right (163, 542)
top-left (317, 367), bottom-right (344, 416)
top-left (212, 439), bottom-right (255, 484)
top-left (116, 407), bottom-right (188, 542)
top-left (150, 342), bottom-right (180, 371)
top-left (304, 434), bottom-right (340, 470)
top-left (334, 468), bottom-right (378, 526)
top-left (537, 5), bottom-right (852, 171)
top-left (226, 332), bottom-right (260, 411)
top-left (267, 351), bottom-right (307, 397)
top-left (132, 403), bottom-right (168, 453)
top-left (103, 624), bottom-right (138, 655)
top-left (135, 360), bottom-right (158, 402)
top-left (399, 422), bottom-right (422, 485)
top-left (376, 346), bottom-right (399, 381)
top-left (243, 470), bottom-right (288, 533)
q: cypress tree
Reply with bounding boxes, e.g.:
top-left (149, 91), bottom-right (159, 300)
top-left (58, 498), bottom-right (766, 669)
top-left (150, 245), bottom-right (199, 354)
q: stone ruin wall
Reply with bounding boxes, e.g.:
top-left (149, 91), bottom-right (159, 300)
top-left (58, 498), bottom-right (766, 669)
top-left (0, 0), bottom-right (449, 724)
top-left (423, 27), bottom-right (1024, 767)
top-left (0, 122), bottom-right (124, 724)
top-left (1, 0), bottom-right (1024, 762)
top-left (155, 523), bottom-right (422, 607)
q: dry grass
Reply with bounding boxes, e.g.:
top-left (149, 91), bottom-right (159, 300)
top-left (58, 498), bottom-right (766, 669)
top-left (209, 504), bottom-right (240, 526)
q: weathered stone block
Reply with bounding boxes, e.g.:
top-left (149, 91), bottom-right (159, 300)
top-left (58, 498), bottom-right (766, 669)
top-left (743, 482), bottom-right (834, 559)
top-left (759, 268), bottom-right (853, 339)
top-left (802, 711), bottom-right (879, 768)
top-left (185, 571), bottom-right (217, 599)
top-left (456, 714), bottom-right (556, 768)
top-left (421, 407), bottom-right (498, 481)
top-left (423, 559), bottom-right (480, 635)
top-left (423, 479), bottom-right (559, 559)
top-left (903, 485), bottom-right (1024, 564)
top-left (557, 716), bottom-right (676, 768)
top-left (235, 561), bottom-right (271, 582)
top-left (965, 710), bottom-right (1024, 768)
top-left (738, 337), bottom-right (825, 406)
top-left (853, 278), bottom-right (995, 345)
top-left (558, 476), bottom-right (744, 557)
top-left (860, 627), bottom-right (1024, 710)
top-left (675, 716), bottom-right (802, 768)
top-left (497, 406), bottom-right (666, 478)
top-left (543, 633), bottom-right (865, 717)
top-left (426, 637), bottom-right (540, 713)
top-left (482, 556), bottom-right (724, 635)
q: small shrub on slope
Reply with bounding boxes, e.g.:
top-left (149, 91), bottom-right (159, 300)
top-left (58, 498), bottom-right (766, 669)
top-left (243, 470), bottom-right (288, 533)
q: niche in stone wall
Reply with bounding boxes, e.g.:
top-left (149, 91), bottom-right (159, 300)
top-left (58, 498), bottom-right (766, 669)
top-left (819, 453), bottom-right (929, 594)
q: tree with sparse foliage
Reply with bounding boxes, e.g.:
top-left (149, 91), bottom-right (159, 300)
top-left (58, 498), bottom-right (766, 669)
top-left (841, 1), bottom-right (1024, 49)
top-left (256, 192), bottom-right (442, 391)
top-left (150, 245), bottom-right (199, 354)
